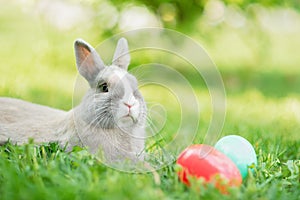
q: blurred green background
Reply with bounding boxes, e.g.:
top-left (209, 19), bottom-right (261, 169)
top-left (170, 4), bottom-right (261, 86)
top-left (1, 0), bottom-right (300, 143)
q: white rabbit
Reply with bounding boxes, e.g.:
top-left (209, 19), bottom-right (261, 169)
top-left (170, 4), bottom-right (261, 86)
top-left (0, 38), bottom-right (147, 163)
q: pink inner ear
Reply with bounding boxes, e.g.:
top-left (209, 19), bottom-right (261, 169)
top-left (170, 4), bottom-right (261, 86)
top-left (79, 45), bottom-right (96, 75)
top-left (79, 45), bottom-right (91, 62)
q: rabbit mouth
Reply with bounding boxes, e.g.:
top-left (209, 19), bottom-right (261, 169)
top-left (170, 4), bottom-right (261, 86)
top-left (123, 114), bottom-right (137, 123)
top-left (119, 114), bottom-right (137, 124)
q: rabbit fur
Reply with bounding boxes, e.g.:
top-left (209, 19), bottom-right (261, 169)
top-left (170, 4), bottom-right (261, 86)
top-left (0, 38), bottom-right (147, 163)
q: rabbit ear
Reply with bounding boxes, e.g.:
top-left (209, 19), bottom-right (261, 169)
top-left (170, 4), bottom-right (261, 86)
top-left (112, 38), bottom-right (130, 70)
top-left (74, 39), bottom-right (104, 85)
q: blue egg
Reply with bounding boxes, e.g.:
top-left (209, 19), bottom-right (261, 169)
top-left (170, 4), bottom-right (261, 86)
top-left (215, 135), bottom-right (257, 179)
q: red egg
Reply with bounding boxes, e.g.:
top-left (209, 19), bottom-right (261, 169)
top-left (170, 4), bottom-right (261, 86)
top-left (177, 144), bottom-right (242, 192)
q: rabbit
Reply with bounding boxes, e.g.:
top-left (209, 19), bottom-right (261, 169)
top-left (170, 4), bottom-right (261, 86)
top-left (0, 38), bottom-right (147, 163)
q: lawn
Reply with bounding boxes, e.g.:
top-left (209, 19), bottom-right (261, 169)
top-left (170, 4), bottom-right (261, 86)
top-left (0, 2), bottom-right (300, 200)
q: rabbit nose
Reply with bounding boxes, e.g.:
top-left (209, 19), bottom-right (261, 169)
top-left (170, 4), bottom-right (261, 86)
top-left (123, 95), bottom-right (136, 108)
top-left (124, 102), bottom-right (132, 109)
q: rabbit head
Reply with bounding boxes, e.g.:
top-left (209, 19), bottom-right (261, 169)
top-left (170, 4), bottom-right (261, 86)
top-left (74, 38), bottom-right (147, 131)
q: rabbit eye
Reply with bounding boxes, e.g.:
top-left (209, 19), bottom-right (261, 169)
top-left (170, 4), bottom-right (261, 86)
top-left (97, 83), bottom-right (108, 93)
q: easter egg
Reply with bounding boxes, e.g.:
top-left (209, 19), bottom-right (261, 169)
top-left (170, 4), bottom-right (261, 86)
top-left (177, 144), bottom-right (242, 192)
top-left (215, 135), bottom-right (257, 179)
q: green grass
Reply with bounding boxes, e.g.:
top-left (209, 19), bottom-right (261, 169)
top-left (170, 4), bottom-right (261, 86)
top-left (0, 135), bottom-right (299, 199)
top-left (1, 2), bottom-right (300, 200)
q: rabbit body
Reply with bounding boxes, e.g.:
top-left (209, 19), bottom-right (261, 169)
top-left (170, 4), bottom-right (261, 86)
top-left (0, 97), bottom-right (71, 145)
top-left (0, 38), bottom-right (146, 163)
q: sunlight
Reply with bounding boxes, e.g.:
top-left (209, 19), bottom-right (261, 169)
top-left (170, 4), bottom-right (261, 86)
top-left (118, 6), bottom-right (161, 31)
